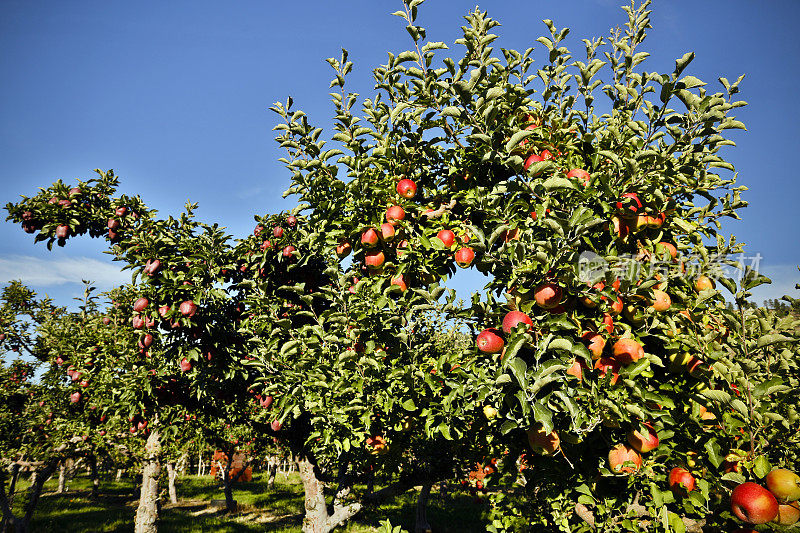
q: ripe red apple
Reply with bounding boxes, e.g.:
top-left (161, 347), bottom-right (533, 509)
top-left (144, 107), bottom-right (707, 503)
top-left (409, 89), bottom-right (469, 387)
top-left (396, 178), bottom-right (417, 199)
top-left (107, 218), bottom-right (120, 230)
top-left (380, 223), bottom-right (395, 242)
top-left (608, 444), bottom-right (642, 474)
top-left (273, 226), bottom-right (284, 238)
top-left (260, 240), bottom-right (272, 250)
top-left (502, 310), bottom-right (533, 334)
top-left (566, 168), bottom-right (591, 186)
top-left (70, 392), bottom-right (81, 404)
top-left (260, 396), bottom-right (273, 409)
top-left (133, 297), bottom-right (149, 312)
top-left (437, 229), bottom-right (456, 247)
top-left (254, 224), bottom-right (264, 235)
top-left (534, 283), bottom-right (562, 309)
top-left (132, 316), bottom-right (145, 329)
top-left (669, 467), bottom-right (696, 494)
top-left (158, 305), bottom-right (171, 318)
top-left (627, 424), bottom-right (659, 453)
top-left (80, 380), bottom-right (89, 388)
top-left (455, 247), bottom-right (475, 268)
top-left (102, 317), bottom-right (111, 325)
top-left (55, 224), bottom-right (70, 239)
top-left (390, 275), bottom-right (407, 292)
top-left (282, 245), bottom-right (296, 257)
top-left (361, 228), bottom-right (380, 248)
top-left (581, 331), bottom-right (606, 359)
top-left (179, 300), bottom-right (197, 317)
top-left (179, 358), bottom-right (192, 372)
top-left (139, 334), bottom-right (153, 349)
top-left (336, 240), bottom-right (352, 258)
top-left (613, 338), bottom-right (645, 365)
top-left (115, 206), bottom-right (128, 217)
top-left (730, 482), bottom-right (779, 524)
top-left (270, 420), bottom-right (282, 432)
top-left (286, 215), bottom-right (297, 227)
top-left (540, 149), bottom-right (554, 160)
top-left (144, 259), bottom-right (161, 276)
top-left (364, 249), bottom-right (385, 270)
top-left (524, 153), bottom-right (543, 173)
top-left (766, 468), bottom-right (800, 502)
top-left (616, 192), bottom-right (642, 217)
top-left (476, 328), bottom-right (504, 354)
top-left (595, 357), bottom-right (621, 385)
top-left (386, 205), bottom-right (405, 225)
top-left (650, 290), bottom-right (671, 312)
top-left (566, 359), bottom-right (584, 381)
top-left (526, 426), bottom-right (560, 455)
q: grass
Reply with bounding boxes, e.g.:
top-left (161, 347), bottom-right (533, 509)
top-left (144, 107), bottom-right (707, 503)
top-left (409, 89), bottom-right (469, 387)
top-left (10, 471), bottom-right (491, 532)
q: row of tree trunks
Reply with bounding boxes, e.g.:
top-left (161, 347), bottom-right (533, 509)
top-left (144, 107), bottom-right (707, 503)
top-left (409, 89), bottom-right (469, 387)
top-left (166, 463), bottom-right (178, 505)
top-left (1, 460), bottom-right (58, 533)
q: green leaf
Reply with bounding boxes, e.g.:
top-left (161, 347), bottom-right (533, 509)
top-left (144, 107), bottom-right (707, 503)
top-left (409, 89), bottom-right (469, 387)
top-left (753, 455), bottom-right (771, 479)
top-left (401, 398), bottom-right (416, 411)
top-left (542, 177), bottom-right (577, 191)
top-left (756, 334), bottom-right (793, 349)
top-left (704, 439), bottom-right (723, 468)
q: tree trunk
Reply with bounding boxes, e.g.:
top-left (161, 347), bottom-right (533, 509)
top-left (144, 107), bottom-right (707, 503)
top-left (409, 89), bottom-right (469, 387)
top-left (88, 454), bottom-right (100, 500)
top-left (267, 457), bottom-right (277, 490)
top-left (297, 456), bottom-right (361, 533)
top-left (166, 463), bottom-right (177, 504)
top-left (7, 464), bottom-right (20, 509)
top-left (115, 469), bottom-right (123, 482)
top-left (415, 482), bottom-right (433, 533)
top-left (57, 462), bottom-right (66, 494)
top-left (134, 428), bottom-right (161, 533)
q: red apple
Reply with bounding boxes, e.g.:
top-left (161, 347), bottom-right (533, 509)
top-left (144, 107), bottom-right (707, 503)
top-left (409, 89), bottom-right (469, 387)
top-left (260, 396), bottom-right (273, 409)
top-left (55, 224), bottom-right (70, 239)
top-left (179, 301), bottom-right (197, 317)
top-left (627, 424), bottom-right (659, 453)
top-left (115, 207), bottom-right (128, 217)
top-left (502, 310), bottom-right (533, 334)
top-left (476, 328), bottom-right (504, 354)
top-left (361, 228), bottom-right (380, 248)
top-left (608, 444), bottom-right (642, 474)
top-left (179, 358), bottom-right (192, 373)
top-left (730, 482), bottom-right (778, 524)
top-left (133, 297), bottom-right (149, 312)
top-left (437, 229), bottom-right (456, 247)
top-left (107, 218), bottom-right (120, 230)
top-left (566, 168), bottom-right (591, 186)
top-left (363, 248), bottom-right (384, 269)
top-left (336, 240), bottom-right (352, 258)
top-left (396, 178), bottom-right (417, 199)
top-left (581, 331), bottom-right (606, 359)
top-left (455, 247), bottom-right (475, 268)
top-left (595, 357), bottom-right (621, 385)
top-left (282, 245), bottom-right (296, 257)
top-left (286, 215), bottom-right (297, 227)
top-left (273, 226), bottom-right (284, 238)
top-left (390, 275), bottom-right (407, 292)
top-left (534, 283), bottom-right (562, 309)
top-left (70, 392), bottom-right (81, 404)
top-left (386, 205), bottom-right (405, 226)
top-left (380, 223), bottom-right (396, 242)
top-left (270, 420), bottom-right (282, 432)
top-left (524, 153), bottom-right (543, 173)
top-left (613, 338), bottom-right (645, 365)
top-left (668, 467), bottom-right (695, 494)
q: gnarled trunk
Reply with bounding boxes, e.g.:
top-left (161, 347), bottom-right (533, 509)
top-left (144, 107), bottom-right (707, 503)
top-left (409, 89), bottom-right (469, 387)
top-left (134, 429), bottom-right (161, 533)
top-left (166, 463), bottom-right (177, 504)
top-left (1, 461), bottom-right (58, 533)
top-left (298, 456), bottom-right (361, 533)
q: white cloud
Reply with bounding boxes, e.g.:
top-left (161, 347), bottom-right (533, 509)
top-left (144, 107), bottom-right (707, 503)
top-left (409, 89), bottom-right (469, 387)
top-left (0, 255), bottom-right (129, 289)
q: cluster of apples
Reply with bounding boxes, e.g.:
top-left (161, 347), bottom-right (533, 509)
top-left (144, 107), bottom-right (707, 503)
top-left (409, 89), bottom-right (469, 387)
top-left (338, 177), bottom-right (477, 293)
top-left (730, 468), bottom-right (800, 526)
top-left (610, 192), bottom-right (669, 239)
top-left (605, 423), bottom-right (661, 475)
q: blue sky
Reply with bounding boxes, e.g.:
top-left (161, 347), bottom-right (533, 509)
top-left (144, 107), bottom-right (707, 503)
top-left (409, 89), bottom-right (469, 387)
top-left (1, 0), bottom-right (799, 308)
